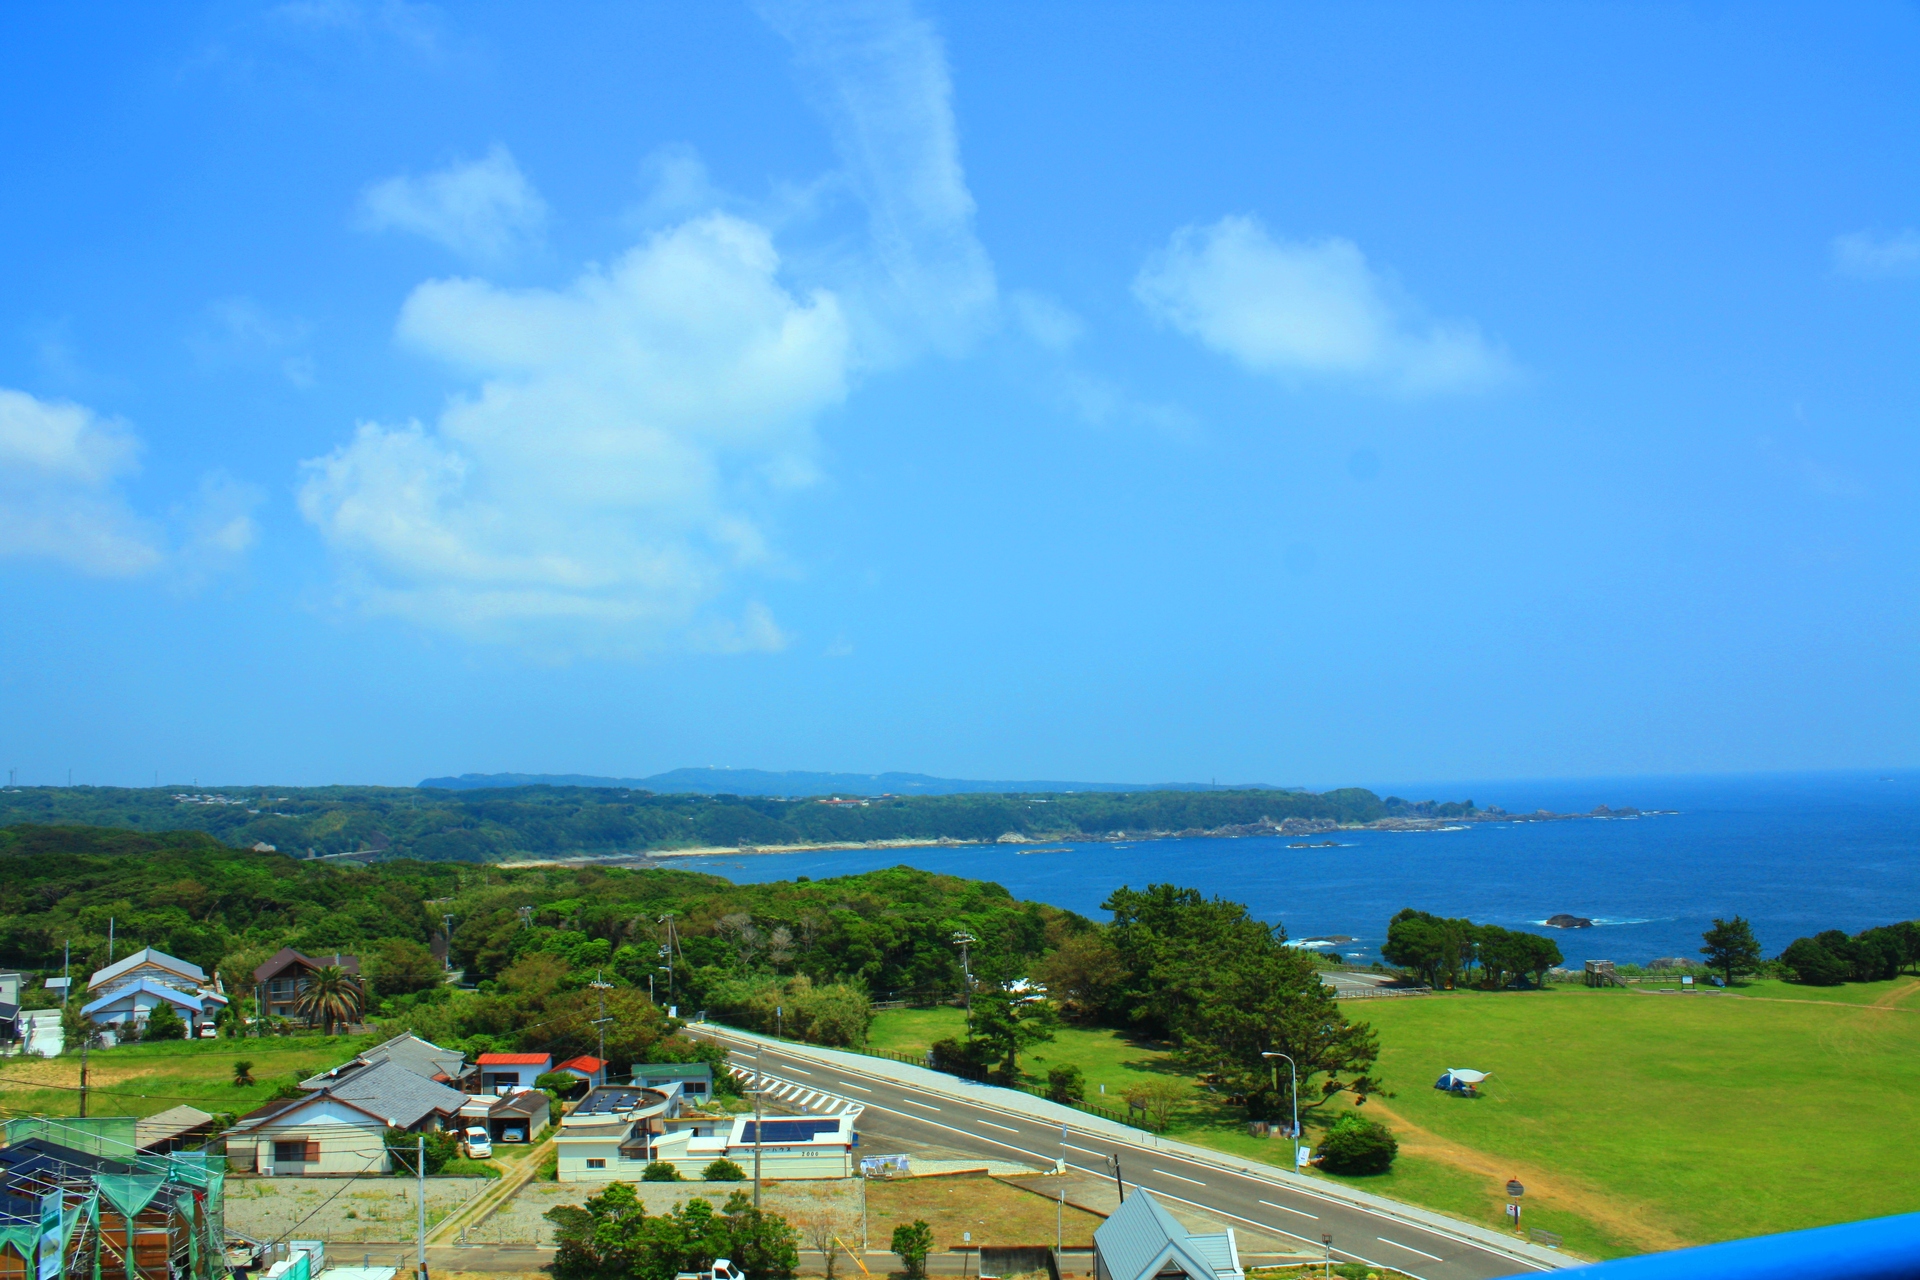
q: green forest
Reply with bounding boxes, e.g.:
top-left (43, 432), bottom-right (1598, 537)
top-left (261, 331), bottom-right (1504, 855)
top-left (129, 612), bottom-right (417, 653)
top-left (0, 822), bottom-right (1377, 1114)
top-left (0, 783), bottom-right (1477, 863)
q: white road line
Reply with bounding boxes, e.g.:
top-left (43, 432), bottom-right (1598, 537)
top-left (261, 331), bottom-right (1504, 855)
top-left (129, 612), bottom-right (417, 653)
top-left (1377, 1238), bottom-right (1443, 1262)
top-left (836, 1081), bottom-right (873, 1092)
top-left (902, 1097), bottom-right (942, 1111)
top-left (782, 1066), bottom-right (814, 1075)
top-left (977, 1120), bottom-right (1020, 1133)
top-left (1258, 1199), bottom-right (1318, 1219)
top-left (1152, 1168), bottom-right (1206, 1187)
top-left (1062, 1142), bottom-right (1106, 1156)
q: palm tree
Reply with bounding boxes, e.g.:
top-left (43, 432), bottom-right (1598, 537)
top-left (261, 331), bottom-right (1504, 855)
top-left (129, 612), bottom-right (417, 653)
top-left (295, 966), bottom-right (363, 1036)
top-left (233, 1060), bottom-right (255, 1086)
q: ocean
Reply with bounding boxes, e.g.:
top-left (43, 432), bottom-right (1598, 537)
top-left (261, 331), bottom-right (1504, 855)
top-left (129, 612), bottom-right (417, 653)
top-left (666, 770), bottom-right (1920, 967)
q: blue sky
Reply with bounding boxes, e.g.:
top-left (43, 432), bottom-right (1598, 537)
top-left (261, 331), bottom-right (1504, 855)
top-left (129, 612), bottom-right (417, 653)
top-left (1, 1), bottom-right (1916, 790)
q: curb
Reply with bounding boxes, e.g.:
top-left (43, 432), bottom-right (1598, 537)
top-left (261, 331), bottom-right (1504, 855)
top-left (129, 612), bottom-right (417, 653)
top-left (696, 1022), bottom-right (1575, 1271)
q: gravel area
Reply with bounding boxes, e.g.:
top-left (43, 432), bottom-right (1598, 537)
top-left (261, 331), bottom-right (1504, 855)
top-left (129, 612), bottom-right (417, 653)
top-left (462, 1179), bottom-right (859, 1245)
top-left (223, 1176), bottom-right (494, 1243)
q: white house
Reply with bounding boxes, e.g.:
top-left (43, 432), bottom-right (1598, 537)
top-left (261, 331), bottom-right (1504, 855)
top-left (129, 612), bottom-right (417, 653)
top-left (82, 948), bottom-right (228, 1037)
top-left (554, 1055), bottom-right (606, 1088)
top-left (554, 1083), bottom-right (857, 1182)
top-left (223, 1092), bottom-right (392, 1176)
top-left (476, 1052), bottom-right (552, 1091)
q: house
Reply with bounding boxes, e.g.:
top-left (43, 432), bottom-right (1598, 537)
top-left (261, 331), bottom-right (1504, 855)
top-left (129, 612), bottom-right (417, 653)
top-left (630, 1062), bottom-right (714, 1098)
top-left (82, 948), bottom-right (228, 1037)
top-left (554, 1055), bottom-right (607, 1088)
top-left (554, 1083), bottom-right (857, 1182)
top-left (223, 1093), bottom-right (393, 1175)
top-left (308, 1059), bottom-right (470, 1134)
top-left (253, 947), bottom-right (362, 1022)
top-left (460, 1089), bottom-right (550, 1143)
top-left (301, 1032), bottom-right (466, 1091)
top-left (476, 1053), bottom-right (552, 1092)
top-left (1093, 1190), bottom-right (1243, 1280)
top-left (135, 1105), bottom-right (219, 1154)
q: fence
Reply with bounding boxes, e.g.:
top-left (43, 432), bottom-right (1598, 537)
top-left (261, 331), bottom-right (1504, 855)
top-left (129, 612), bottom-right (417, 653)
top-left (1332, 986), bottom-right (1432, 1000)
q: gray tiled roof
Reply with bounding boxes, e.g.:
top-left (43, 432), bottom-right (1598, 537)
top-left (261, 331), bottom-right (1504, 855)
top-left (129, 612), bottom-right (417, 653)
top-left (302, 1032), bottom-right (465, 1090)
top-left (1094, 1191), bottom-right (1238, 1280)
top-left (319, 1058), bottom-right (471, 1130)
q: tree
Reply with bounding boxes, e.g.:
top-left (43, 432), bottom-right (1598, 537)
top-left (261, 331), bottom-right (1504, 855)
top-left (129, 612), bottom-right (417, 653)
top-left (538, 1071), bottom-right (587, 1099)
top-left (1316, 1114), bottom-right (1397, 1175)
top-left (642, 1160), bottom-right (684, 1182)
top-left (1700, 917), bottom-right (1762, 985)
top-left (891, 1221), bottom-right (934, 1280)
top-left (701, 1159), bottom-right (746, 1182)
top-left (1780, 937), bottom-right (1849, 986)
top-left (142, 1001), bottom-right (186, 1041)
top-left (368, 938), bottom-right (442, 998)
top-left (1046, 1064), bottom-right (1085, 1104)
top-left (546, 1184), bottom-right (796, 1280)
top-left (1122, 1079), bottom-right (1185, 1129)
top-left (384, 1128), bottom-right (457, 1175)
top-left (295, 965), bottom-right (364, 1035)
top-left (720, 1190), bottom-right (799, 1280)
top-left (965, 975), bottom-right (1056, 1082)
top-left (232, 1059), bottom-right (255, 1087)
top-left (1381, 910), bottom-right (1476, 989)
top-left (794, 1199), bottom-right (860, 1280)
top-left (1034, 932), bottom-right (1125, 1025)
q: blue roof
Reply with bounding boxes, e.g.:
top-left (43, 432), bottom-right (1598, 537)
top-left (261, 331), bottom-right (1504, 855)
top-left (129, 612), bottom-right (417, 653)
top-left (740, 1118), bottom-right (842, 1143)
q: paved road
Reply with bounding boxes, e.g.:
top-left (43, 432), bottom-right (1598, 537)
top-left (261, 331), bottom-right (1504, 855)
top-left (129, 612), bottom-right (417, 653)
top-left (696, 1027), bottom-right (1553, 1280)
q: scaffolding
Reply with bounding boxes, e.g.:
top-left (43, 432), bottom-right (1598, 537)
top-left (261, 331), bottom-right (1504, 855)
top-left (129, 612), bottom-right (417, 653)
top-left (0, 1118), bottom-right (225, 1280)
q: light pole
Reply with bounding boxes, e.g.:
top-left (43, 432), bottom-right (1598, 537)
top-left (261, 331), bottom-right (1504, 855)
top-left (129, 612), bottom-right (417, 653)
top-left (751, 1044), bottom-right (765, 1209)
top-left (1262, 1051), bottom-right (1300, 1172)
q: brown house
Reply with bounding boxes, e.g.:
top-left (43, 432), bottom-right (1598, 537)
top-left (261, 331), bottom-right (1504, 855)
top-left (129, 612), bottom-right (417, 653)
top-left (253, 947), bottom-right (361, 1022)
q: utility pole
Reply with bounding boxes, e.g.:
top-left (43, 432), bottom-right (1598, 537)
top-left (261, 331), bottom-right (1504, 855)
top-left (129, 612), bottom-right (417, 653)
top-left (589, 971), bottom-right (613, 1065)
top-left (1107, 1152), bottom-right (1125, 1203)
top-left (416, 1137), bottom-right (428, 1280)
top-left (952, 932), bottom-right (977, 1015)
top-left (751, 1045), bottom-right (764, 1210)
top-left (657, 914), bottom-right (680, 1003)
top-left (442, 915), bottom-right (454, 972)
top-left (62, 940), bottom-right (69, 1007)
top-left (78, 1034), bottom-right (89, 1117)
top-left (108, 918), bottom-right (114, 963)
top-left (1056, 1122), bottom-right (1066, 1251)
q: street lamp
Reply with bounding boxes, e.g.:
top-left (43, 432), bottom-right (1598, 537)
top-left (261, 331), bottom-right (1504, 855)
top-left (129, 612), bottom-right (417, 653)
top-left (1261, 1051), bottom-right (1300, 1172)
top-left (1321, 1233), bottom-right (1334, 1279)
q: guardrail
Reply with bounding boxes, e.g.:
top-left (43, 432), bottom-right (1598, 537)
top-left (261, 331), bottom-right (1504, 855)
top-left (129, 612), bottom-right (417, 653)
top-left (1551, 1209), bottom-right (1920, 1280)
top-left (1332, 986), bottom-right (1432, 999)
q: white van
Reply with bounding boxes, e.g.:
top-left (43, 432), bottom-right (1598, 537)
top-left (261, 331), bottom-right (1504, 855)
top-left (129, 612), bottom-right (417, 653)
top-left (462, 1127), bottom-right (493, 1159)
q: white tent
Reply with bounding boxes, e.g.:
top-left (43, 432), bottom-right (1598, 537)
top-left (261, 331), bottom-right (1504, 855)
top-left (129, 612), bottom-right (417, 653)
top-left (1435, 1068), bottom-right (1489, 1091)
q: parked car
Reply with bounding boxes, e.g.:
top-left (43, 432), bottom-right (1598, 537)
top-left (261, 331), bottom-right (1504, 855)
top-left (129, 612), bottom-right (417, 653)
top-left (461, 1127), bottom-right (493, 1160)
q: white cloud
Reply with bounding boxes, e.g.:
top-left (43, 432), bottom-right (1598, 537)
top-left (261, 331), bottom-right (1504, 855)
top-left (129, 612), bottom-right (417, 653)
top-left (357, 145), bottom-right (547, 262)
top-left (1832, 229), bottom-right (1920, 279)
top-left (298, 213), bottom-right (850, 650)
top-left (1009, 290), bottom-right (1084, 351)
top-left (757, 0), bottom-right (996, 356)
top-left (0, 388), bottom-right (163, 576)
top-left (190, 297), bottom-right (316, 387)
top-left (1135, 215), bottom-right (1513, 395)
top-left (177, 471), bottom-right (266, 575)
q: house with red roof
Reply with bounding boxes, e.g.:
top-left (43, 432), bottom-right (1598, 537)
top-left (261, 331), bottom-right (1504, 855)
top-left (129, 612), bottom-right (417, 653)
top-left (555, 1055), bottom-right (606, 1088)
top-left (477, 1052), bottom-right (553, 1091)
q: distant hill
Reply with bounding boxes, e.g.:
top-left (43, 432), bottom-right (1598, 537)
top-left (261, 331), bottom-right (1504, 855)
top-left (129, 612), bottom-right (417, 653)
top-left (417, 768), bottom-right (1286, 797)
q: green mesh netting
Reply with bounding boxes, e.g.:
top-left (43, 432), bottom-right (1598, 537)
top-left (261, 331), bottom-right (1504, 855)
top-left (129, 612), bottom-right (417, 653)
top-left (4, 1119), bottom-right (138, 1161)
top-left (91, 1176), bottom-right (164, 1221)
top-left (0, 1226), bottom-right (37, 1264)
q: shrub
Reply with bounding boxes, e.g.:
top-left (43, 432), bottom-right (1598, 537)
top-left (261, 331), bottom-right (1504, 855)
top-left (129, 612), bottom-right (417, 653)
top-left (142, 1003), bottom-right (186, 1041)
top-left (701, 1159), bottom-right (747, 1181)
top-left (641, 1160), bottom-right (683, 1182)
top-left (891, 1220), bottom-right (934, 1280)
top-left (1781, 938), bottom-right (1849, 986)
top-left (928, 1038), bottom-right (986, 1078)
top-left (536, 1071), bottom-right (586, 1098)
top-left (1046, 1064), bottom-right (1085, 1105)
top-left (384, 1128), bottom-right (458, 1175)
top-left (1316, 1113), bottom-right (1397, 1175)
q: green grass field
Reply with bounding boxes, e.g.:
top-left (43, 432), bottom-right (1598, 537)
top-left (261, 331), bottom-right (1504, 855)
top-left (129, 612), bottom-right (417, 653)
top-left (866, 977), bottom-right (1920, 1260)
top-left (0, 1032), bottom-right (379, 1121)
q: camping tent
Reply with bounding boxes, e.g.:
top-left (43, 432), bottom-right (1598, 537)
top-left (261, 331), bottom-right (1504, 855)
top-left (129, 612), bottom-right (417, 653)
top-left (1434, 1069), bottom-right (1489, 1092)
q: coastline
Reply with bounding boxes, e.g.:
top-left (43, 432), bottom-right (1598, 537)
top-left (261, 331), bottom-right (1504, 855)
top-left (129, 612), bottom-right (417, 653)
top-left (493, 805), bottom-right (1673, 869)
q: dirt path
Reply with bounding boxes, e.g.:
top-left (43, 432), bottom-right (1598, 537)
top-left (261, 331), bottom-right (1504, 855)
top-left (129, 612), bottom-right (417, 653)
top-left (1360, 1099), bottom-right (1694, 1255)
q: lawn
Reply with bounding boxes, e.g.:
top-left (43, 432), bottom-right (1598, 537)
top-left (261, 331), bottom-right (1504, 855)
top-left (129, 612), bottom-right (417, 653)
top-left (865, 978), bottom-right (1920, 1259)
top-left (0, 1032), bottom-right (379, 1120)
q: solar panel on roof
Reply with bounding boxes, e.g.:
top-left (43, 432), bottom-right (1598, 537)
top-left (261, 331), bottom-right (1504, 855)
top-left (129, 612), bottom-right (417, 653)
top-left (740, 1119), bottom-right (841, 1143)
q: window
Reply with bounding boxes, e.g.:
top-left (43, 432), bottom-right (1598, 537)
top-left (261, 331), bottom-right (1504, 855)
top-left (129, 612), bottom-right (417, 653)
top-left (585, 1159), bottom-right (606, 1170)
top-left (274, 1140), bottom-right (316, 1164)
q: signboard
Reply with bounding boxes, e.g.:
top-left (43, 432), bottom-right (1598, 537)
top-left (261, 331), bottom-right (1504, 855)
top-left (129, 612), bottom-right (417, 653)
top-left (37, 1191), bottom-right (62, 1280)
top-left (1295, 1147), bottom-right (1311, 1168)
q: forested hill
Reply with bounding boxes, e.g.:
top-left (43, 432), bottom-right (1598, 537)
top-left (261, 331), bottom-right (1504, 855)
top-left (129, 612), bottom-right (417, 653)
top-left (0, 784), bottom-right (1478, 864)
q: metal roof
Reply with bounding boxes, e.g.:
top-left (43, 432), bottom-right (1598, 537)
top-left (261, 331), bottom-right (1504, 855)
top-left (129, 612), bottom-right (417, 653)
top-left (318, 1059), bottom-right (471, 1129)
top-left (1094, 1191), bottom-right (1238, 1280)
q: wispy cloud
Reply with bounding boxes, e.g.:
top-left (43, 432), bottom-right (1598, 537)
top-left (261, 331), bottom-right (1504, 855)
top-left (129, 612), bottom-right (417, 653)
top-left (1135, 215), bottom-right (1514, 395)
top-left (1832, 229), bottom-right (1920, 279)
top-left (757, 0), bottom-right (996, 357)
top-left (356, 145), bottom-right (547, 262)
top-left (0, 388), bottom-right (162, 576)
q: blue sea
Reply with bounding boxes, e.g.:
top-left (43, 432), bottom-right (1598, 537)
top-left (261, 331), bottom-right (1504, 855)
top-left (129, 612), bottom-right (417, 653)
top-left (667, 771), bottom-right (1920, 967)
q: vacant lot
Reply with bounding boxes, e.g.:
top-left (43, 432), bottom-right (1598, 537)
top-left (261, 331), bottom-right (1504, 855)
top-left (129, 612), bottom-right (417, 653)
top-left (866, 978), bottom-right (1920, 1259)
top-left (0, 1032), bottom-right (378, 1120)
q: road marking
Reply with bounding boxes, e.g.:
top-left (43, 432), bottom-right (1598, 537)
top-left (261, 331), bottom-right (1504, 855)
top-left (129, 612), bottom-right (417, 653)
top-left (1152, 1168), bottom-right (1206, 1187)
top-left (1062, 1142), bottom-right (1106, 1156)
top-left (1377, 1238), bottom-right (1443, 1262)
top-left (902, 1098), bottom-right (942, 1111)
top-left (782, 1066), bottom-right (814, 1075)
top-left (836, 1081), bottom-right (873, 1092)
top-left (977, 1120), bottom-right (1020, 1133)
top-left (1258, 1199), bottom-right (1318, 1219)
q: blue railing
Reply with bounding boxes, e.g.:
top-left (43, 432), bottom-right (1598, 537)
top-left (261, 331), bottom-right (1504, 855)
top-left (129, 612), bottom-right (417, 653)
top-left (1553, 1211), bottom-right (1920, 1280)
